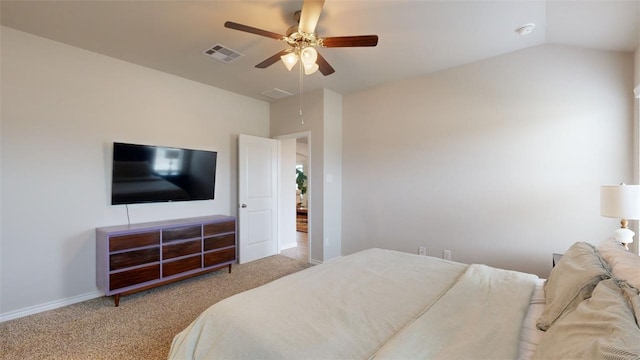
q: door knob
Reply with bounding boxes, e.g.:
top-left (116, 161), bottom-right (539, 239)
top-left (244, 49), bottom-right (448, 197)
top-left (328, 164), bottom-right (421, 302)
top-left (241, 203), bottom-right (247, 208)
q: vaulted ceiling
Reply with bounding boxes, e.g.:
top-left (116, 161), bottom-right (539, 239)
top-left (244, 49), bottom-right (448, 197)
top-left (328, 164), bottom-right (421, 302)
top-left (2, 1), bottom-right (638, 101)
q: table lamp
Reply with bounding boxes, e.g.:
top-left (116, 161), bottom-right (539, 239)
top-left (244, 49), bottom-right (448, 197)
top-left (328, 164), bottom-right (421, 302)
top-left (600, 184), bottom-right (640, 250)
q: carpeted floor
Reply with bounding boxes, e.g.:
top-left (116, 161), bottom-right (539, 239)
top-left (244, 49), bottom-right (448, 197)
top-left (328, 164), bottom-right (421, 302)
top-left (0, 255), bottom-right (311, 360)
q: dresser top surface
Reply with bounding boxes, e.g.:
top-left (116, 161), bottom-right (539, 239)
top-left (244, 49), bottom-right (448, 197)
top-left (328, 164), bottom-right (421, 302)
top-left (97, 215), bottom-right (235, 234)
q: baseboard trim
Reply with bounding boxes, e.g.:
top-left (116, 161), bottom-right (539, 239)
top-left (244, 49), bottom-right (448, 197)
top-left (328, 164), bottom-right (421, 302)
top-left (0, 290), bottom-right (104, 323)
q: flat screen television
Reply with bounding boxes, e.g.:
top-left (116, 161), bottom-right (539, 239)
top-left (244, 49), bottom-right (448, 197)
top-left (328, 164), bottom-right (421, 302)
top-left (111, 142), bottom-right (217, 205)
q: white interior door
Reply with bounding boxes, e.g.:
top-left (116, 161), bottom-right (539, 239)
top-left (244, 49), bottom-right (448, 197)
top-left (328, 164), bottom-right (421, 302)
top-left (238, 134), bottom-right (279, 264)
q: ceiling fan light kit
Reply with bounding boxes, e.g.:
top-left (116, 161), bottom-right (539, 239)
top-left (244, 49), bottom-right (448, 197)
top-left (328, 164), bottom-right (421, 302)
top-left (303, 62), bottom-right (319, 75)
top-left (224, 0), bottom-right (378, 77)
top-left (279, 44), bottom-right (319, 74)
top-left (300, 46), bottom-right (318, 65)
top-left (300, 46), bottom-right (318, 74)
top-left (281, 51), bottom-right (299, 71)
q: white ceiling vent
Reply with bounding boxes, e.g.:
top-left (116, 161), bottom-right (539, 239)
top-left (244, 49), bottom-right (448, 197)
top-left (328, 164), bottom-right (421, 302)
top-left (261, 88), bottom-right (293, 100)
top-left (202, 44), bottom-right (244, 63)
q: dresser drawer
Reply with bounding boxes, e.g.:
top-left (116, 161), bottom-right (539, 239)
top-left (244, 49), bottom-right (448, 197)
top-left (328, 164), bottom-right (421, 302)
top-left (163, 255), bottom-right (202, 277)
top-left (163, 239), bottom-right (201, 260)
top-left (163, 225), bottom-right (201, 242)
top-left (110, 264), bottom-right (160, 291)
top-left (204, 234), bottom-right (235, 251)
top-left (204, 247), bottom-right (236, 267)
top-left (109, 231), bottom-right (160, 252)
top-left (110, 248), bottom-right (159, 271)
top-left (204, 221), bottom-right (235, 236)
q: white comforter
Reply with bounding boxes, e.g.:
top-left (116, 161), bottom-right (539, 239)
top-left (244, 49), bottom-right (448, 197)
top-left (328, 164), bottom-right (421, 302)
top-left (169, 248), bottom-right (538, 359)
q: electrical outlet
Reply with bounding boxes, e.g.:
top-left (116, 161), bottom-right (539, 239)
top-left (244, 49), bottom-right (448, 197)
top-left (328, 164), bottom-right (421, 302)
top-left (418, 246), bottom-right (427, 256)
top-left (443, 249), bottom-right (452, 261)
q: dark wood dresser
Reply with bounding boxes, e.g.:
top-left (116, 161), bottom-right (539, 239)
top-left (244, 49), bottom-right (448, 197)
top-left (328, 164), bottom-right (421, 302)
top-left (96, 215), bottom-right (236, 306)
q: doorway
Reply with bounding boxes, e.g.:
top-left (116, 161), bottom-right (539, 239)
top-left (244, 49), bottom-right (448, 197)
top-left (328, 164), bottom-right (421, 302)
top-left (278, 133), bottom-right (310, 262)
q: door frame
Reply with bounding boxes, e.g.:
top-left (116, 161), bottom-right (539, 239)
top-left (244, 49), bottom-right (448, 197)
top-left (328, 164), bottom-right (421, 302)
top-left (275, 131), bottom-right (312, 263)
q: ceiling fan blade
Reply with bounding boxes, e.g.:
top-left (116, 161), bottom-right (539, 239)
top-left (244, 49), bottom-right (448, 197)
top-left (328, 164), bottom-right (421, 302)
top-left (298, 0), bottom-right (325, 34)
top-left (255, 50), bottom-right (290, 69)
top-left (322, 35), bottom-right (379, 48)
top-left (316, 51), bottom-right (335, 76)
top-left (224, 21), bottom-right (284, 41)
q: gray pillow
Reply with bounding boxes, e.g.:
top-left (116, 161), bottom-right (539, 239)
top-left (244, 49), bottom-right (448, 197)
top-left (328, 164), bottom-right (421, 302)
top-left (533, 279), bottom-right (640, 359)
top-left (536, 242), bottom-right (611, 331)
top-left (598, 239), bottom-right (640, 289)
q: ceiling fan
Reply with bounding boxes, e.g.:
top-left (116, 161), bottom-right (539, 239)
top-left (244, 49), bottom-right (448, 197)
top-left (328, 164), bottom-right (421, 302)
top-left (224, 0), bottom-right (378, 76)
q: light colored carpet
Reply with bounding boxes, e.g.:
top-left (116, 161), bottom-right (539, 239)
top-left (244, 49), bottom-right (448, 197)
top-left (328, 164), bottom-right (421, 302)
top-left (0, 255), bottom-right (311, 360)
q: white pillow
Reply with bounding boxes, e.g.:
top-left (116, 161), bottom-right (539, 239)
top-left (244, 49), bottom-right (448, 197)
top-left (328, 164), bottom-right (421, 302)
top-left (598, 239), bottom-right (640, 289)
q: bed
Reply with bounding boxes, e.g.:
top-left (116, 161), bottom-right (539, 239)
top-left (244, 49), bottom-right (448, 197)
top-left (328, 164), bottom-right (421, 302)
top-left (169, 242), bottom-right (640, 359)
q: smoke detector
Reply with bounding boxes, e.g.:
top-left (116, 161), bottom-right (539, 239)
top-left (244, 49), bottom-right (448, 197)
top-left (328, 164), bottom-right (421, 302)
top-left (515, 23), bottom-right (536, 36)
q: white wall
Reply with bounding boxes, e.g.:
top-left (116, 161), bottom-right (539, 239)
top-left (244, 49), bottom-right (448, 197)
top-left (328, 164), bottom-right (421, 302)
top-left (271, 90), bottom-right (325, 262)
top-left (634, 45), bottom-right (640, 255)
top-left (635, 45), bottom-right (640, 88)
top-left (278, 138), bottom-right (297, 250)
top-left (0, 27), bottom-right (269, 318)
top-left (343, 45), bottom-right (634, 277)
top-left (270, 89), bottom-right (343, 263)
top-left (322, 91), bottom-right (342, 260)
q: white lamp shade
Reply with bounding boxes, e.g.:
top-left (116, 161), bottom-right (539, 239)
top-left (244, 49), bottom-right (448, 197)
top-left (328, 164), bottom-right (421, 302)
top-left (600, 185), bottom-right (640, 219)
top-left (300, 47), bottom-right (318, 66)
top-left (281, 52), bottom-right (298, 71)
top-left (303, 62), bottom-right (319, 75)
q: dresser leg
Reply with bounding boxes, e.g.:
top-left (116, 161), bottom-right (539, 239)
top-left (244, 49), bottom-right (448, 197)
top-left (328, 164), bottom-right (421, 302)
top-left (114, 294), bottom-right (120, 307)
top-left (228, 264), bottom-right (232, 273)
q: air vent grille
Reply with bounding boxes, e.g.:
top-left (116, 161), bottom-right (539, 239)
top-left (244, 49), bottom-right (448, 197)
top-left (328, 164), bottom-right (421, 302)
top-left (261, 88), bottom-right (293, 100)
top-left (202, 44), bottom-right (244, 63)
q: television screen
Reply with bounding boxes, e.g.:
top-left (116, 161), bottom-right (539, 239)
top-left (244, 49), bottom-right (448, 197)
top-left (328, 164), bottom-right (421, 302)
top-left (111, 142), bottom-right (217, 205)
